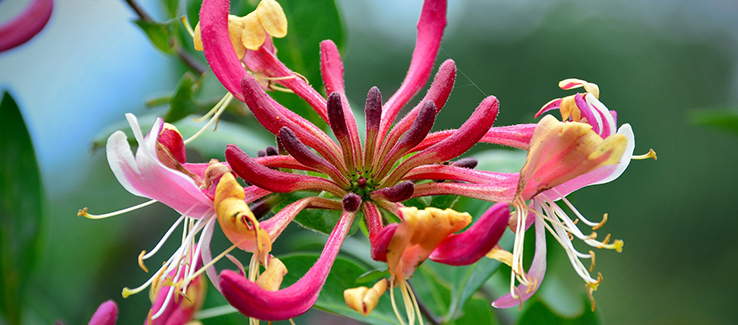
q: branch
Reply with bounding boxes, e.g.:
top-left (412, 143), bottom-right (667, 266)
top-left (122, 0), bottom-right (207, 74)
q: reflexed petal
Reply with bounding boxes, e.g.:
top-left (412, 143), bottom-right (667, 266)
top-left (220, 210), bottom-right (357, 320)
top-left (106, 115), bottom-right (213, 218)
top-left (430, 203), bottom-right (509, 266)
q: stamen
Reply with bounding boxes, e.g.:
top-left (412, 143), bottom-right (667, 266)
top-left (123, 261), bottom-right (169, 298)
top-left (185, 93), bottom-right (234, 143)
top-left (601, 234), bottom-right (611, 245)
top-left (586, 283), bottom-right (596, 312)
top-left (181, 16), bottom-right (195, 38)
top-left (143, 215), bottom-right (186, 260)
top-left (226, 254), bottom-right (246, 276)
top-left (138, 251), bottom-right (148, 273)
top-left (632, 148), bottom-right (657, 160)
top-left (77, 199), bottom-right (158, 219)
top-left (183, 238), bottom-right (245, 285)
top-left (193, 93), bottom-right (232, 122)
top-left (589, 250), bottom-right (596, 272)
top-left (389, 278), bottom-right (408, 325)
top-left (592, 213), bottom-right (607, 230)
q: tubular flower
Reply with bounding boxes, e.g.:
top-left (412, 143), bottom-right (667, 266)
top-left (197, 0), bottom-right (544, 319)
top-left (79, 114), bottom-right (272, 304)
top-left (0, 0), bottom-right (53, 52)
top-left (493, 80), bottom-right (654, 309)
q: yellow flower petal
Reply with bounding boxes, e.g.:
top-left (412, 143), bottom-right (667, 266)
top-left (255, 257), bottom-right (288, 291)
top-left (240, 12), bottom-right (267, 51)
top-left (227, 15), bottom-right (248, 58)
top-left (344, 279), bottom-right (388, 316)
top-left (214, 172), bottom-right (272, 254)
top-left (193, 23), bottom-right (203, 51)
top-left (256, 0), bottom-right (288, 38)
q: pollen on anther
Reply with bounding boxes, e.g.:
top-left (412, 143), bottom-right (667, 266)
top-left (593, 213), bottom-right (608, 230)
top-left (589, 250), bottom-right (596, 272)
top-left (138, 250), bottom-right (149, 273)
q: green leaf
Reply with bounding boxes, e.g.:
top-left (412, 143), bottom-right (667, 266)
top-left (163, 0), bottom-right (179, 18)
top-left (0, 92), bottom-right (44, 325)
top-left (690, 108), bottom-right (738, 135)
top-left (430, 194), bottom-right (459, 210)
top-left (517, 296), bottom-right (601, 325)
top-left (133, 19), bottom-right (180, 55)
top-left (165, 72), bottom-right (201, 123)
top-left (279, 254), bottom-right (401, 325)
top-left (453, 295), bottom-right (497, 325)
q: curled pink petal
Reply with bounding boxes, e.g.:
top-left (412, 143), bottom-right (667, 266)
top-left (278, 127), bottom-right (348, 186)
top-left (320, 40), bottom-right (345, 95)
top-left (379, 0), bottom-right (448, 136)
top-left (261, 197), bottom-right (342, 240)
top-left (403, 165), bottom-right (511, 184)
top-left (89, 300), bottom-right (117, 325)
top-left (0, 0), bottom-right (53, 52)
top-left (480, 124), bottom-right (536, 150)
top-left (375, 100), bottom-right (437, 179)
top-left (220, 210), bottom-right (357, 320)
top-left (492, 216), bottom-right (547, 308)
top-left (200, 0), bottom-right (246, 100)
top-left (370, 181), bottom-right (414, 202)
top-left (430, 203), bottom-right (509, 265)
top-left (106, 114), bottom-right (213, 218)
top-left (226, 144), bottom-right (346, 196)
top-left (370, 223), bottom-right (398, 262)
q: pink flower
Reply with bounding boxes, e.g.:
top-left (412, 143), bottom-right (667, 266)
top-left (89, 300), bottom-right (118, 325)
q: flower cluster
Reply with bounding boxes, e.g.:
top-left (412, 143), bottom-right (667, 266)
top-left (81, 0), bottom-right (654, 323)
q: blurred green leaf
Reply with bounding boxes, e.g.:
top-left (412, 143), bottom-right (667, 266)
top-left (0, 92), bottom-right (44, 325)
top-left (186, 0), bottom-right (202, 28)
top-left (430, 194), bottom-right (459, 210)
top-left (472, 149), bottom-right (527, 174)
top-left (453, 295), bottom-right (497, 325)
top-left (163, 0), bottom-right (179, 18)
top-left (164, 72), bottom-right (201, 123)
top-left (517, 296), bottom-right (601, 325)
top-left (133, 19), bottom-right (180, 55)
top-left (280, 254), bottom-right (401, 325)
top-left (690, 108), bottom-right (738, 135)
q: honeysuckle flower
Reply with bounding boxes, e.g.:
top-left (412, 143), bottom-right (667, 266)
top-left (197, 0), bottom-right (550, 319)
top-left (79, 113), bottom-right (276, 309)
top-left (89, 300), bottom-right (118, 325)
top-left (492, 80), bottom-right (655, 309)
top-left (0, 0), bottom-right (53, 52)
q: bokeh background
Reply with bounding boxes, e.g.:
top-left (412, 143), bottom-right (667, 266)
top-left (1, 0), bottom-right (737, 324)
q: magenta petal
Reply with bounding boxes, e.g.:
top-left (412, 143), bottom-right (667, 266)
top-left (480, 124), bottom-right (536, 150)
top-left (200, 0), bottom-right (246, 100)
top-left (220, 210), bottom-right (357, 320)
top-left (226, 144), bottom-right (346, 196)
top-left (320, 40), bottom-right (345, 97)
top-left (0, 0), bottom-right (53, 52)
top-left (379, 0), bottom-right (448, 135)
top-left (403, 165), bottom-right (511, 184)
top-left (362, 202), bottom-right (384, 243)
top-left (370, 223), bottom-right (398, 262)
top-left (240, 74), bottom-right (345, 170)
top-left (492, 217), bottom-right (547, 308)
top-left (89, 300), bottom-right (118, 325)
top-left (412, 180), bottom-right (518, 203)
top-left (262, 197), bottom-right (342, 240)
top-left (106, 115), bottom-right (213, 218)
top-left (430, 203), bottom-right (509, 266)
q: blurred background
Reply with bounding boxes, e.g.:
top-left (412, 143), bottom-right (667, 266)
top-left (1, 0), bottom-right (737, 324)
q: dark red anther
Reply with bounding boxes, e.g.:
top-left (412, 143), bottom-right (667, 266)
top-left (257, 149), bottom-right (267, 157)
top-left (342, 193), bottom-right (362, 212)
top-left (265, 146), bottom-right (279, 156)
top-left (277, 127), bottom-right (348, 186)
top-left (452, 157), bottom-right (478, 169)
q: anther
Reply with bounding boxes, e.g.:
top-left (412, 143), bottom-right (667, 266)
top-left (370, 181), bottom-right (414, 202)
top-left (342, 193), bottom-right (362, 212)
top-left (257, 149), bottom-right (267, 157)
top-left (589, 250), bottom-right (596, 272)
top-left (265, 146), bottom-right (279, 156)
top-left (632, 148), bottom-right (657, 160)
top-left (139, 250), bottom-right (149, 273)
top-left (451, 157), bottom-right (478, 169)
top-left (593, 213), bottom-right (607, 230)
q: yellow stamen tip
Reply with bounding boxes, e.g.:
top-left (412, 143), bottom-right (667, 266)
top-left (122, 287), bottom-right (134, 298)
top-left (77, 207), bottom-right (88, 217)
top-left (593, 213), bottom-right (607, 230)
top-left (632, 148), bottom-right (657, 160)
top-left (138, 250), bottom-right (149, 273)
top-left (613, 239), bottom-right (624, 253)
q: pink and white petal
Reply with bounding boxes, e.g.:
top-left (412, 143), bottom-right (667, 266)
top-left (492, 216), bottom-right (547, 308)
top-left (585, 93), bottom-right (616, 138)
top-left (574, 94), bottom-right (602, 135)
top-left (107, 115), bottom-right (213, 218)
top-left (539, 123), bottom-right (634, 200)
top-left (198, 217), bottom-right (220, 291)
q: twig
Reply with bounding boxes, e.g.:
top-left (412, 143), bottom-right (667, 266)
top-left (408, 281), bottom-right (442, 325)
top-left (122, 0), bottom-right (207, 74)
